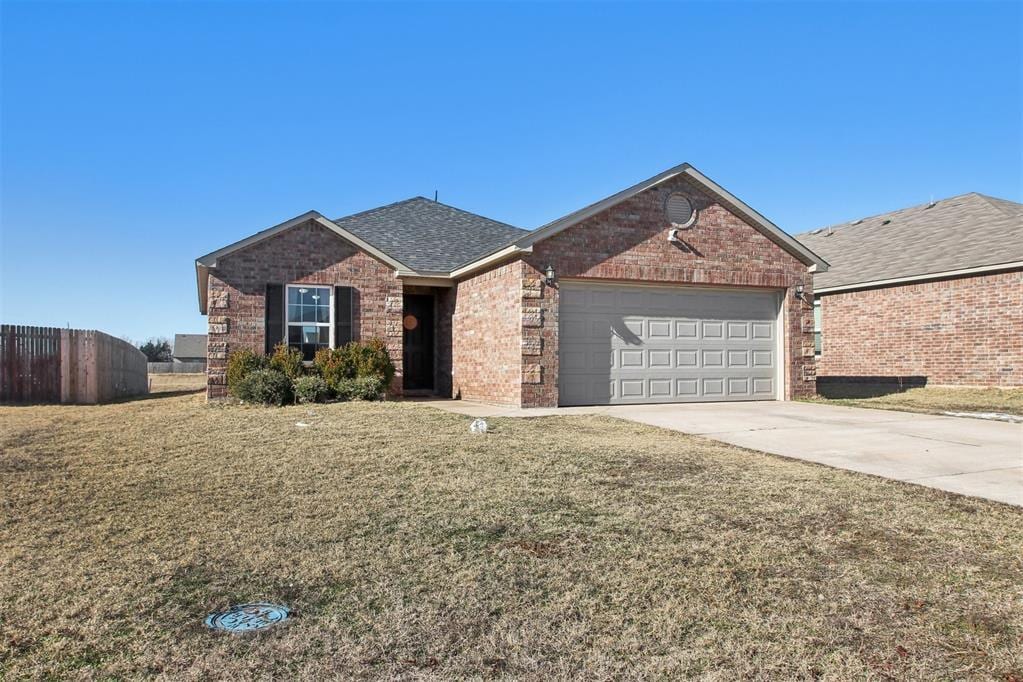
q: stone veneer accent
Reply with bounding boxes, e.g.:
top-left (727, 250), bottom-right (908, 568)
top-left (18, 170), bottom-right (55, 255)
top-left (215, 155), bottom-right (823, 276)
top-left (817, 269), bottom-right (1022, 387)
top-left (205, 219), bottom-right (403, 399)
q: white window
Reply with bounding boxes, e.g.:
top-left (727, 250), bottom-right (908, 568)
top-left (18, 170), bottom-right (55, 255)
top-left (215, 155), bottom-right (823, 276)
top-left (287, 285), bottom-right (332, 360)
top-left (813, 299), bottom-right (822, 356)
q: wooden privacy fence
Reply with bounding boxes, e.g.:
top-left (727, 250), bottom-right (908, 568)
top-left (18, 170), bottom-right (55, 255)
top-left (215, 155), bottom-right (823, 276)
top-left (1, 325), bottom-right (149, 404)
top-left (148, 361), bottom-right (207, 374)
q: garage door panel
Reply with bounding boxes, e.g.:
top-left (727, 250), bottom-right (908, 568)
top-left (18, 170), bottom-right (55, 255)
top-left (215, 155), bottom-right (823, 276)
top-left (752, 322), bottom-right (773, 339)
top-left (702, 349), bottom-right (724, 367)
top-left (727, 350), bottom-right (749, 367)
top-left (676, 349), bottom-right (699, 367)
top-left (675, 321), bottom-right (698, 338)
top-left (648, 349), bottom-right (672, 368)
top-left (702, 378), bottom-right (725, 396)
top-left (702, 321), bottom-right (724, 339)
top-left (559, 282), bottom-right (779, 406)
top-left (727, 322), bottom-right (749, 339)
top-left (728, 377), bottom-right (750, 396)
top-left (619, 348), bottom-right (645, 368)
top-left (647, 319), bottom-right (672, 339)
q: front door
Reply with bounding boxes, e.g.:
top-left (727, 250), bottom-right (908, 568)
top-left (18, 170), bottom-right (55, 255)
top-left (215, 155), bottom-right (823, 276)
top-left (402, 294), bottom-right (435, 391)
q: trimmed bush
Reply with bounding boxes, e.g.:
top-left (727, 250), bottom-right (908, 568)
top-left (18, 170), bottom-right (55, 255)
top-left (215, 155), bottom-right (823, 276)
top-left (314, 346), bottom-right (356, 388)
top-left (226, 349), bottom-right (268, 398)
top-left (351, 338), bottom-right (396, 387)
top-left (294, 375), bottom-right (331, 404)
top-left (315, 339), bottom-right (394, 394)
top-left (269, 343), bottom-right (304, 380)
top-left (234, 369), bottom-right (293, 406)
top-left (334, 376), bottom-right (386, 401)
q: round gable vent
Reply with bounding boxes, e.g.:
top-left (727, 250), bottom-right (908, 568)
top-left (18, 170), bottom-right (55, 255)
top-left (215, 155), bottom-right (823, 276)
top-left (665, 193), bottom-right (695, 227)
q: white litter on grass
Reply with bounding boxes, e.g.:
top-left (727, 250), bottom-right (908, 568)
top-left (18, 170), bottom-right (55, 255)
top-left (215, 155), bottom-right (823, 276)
top-left (469, 418), bottom-right (489, 434)
top-left (295, 422), bottom-right (310, 428)
top-left (941, 411), bottom-right (1023, 424)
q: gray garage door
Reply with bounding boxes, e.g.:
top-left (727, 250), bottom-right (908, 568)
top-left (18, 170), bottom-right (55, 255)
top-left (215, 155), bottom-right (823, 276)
top-left (559, 282), bottom-right (780, 406)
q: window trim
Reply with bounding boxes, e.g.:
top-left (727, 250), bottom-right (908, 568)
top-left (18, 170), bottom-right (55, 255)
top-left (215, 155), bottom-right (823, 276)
top-left (285, 284), bottom-right (333, 357)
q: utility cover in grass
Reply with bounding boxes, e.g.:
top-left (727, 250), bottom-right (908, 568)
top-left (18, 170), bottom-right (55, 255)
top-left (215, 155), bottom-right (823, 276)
top-left (205, 603), bottom-right (289, 633)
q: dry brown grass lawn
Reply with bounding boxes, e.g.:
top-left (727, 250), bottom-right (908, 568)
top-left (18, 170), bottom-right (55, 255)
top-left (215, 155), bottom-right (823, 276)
top-left (810, 386), bottom-right (1023, 417)
top-left (1, 391), bottom-right (1021, 680)
top-left (148, 373), bottom-right (208, 394)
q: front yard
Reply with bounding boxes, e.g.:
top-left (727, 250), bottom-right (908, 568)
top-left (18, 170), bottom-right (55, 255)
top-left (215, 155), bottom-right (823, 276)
top-left (1, 387), bottom-right (1021, 679)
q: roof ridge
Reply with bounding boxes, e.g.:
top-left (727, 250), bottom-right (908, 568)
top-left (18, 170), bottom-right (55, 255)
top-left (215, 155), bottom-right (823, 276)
top-left (796, 192), bottom-right (988, 237)
top-left (332, 196), bottom-right (424, 224)
top-left (335, 195), bottom-right (527, 233)
top-left (426, 197), bottom-right (528, 232)
top-left (972, 192), bottom-right (1023, 218)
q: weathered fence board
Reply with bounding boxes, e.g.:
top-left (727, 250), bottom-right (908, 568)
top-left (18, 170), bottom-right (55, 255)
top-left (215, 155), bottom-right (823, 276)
top-left (1, 325), bottom-right (61, 403)
top-left (0, 325), bottom-right (148, 404)
top-left (147, 361), bottom-right (206, 374)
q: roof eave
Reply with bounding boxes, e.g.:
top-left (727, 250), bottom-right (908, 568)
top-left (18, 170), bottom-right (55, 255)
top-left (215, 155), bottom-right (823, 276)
top-left (448, 244), bottom-right (533, 279)
top-left (196, 262), bottom-right (209, 314)
top-left (814, 260), bottom-right (1023, 294)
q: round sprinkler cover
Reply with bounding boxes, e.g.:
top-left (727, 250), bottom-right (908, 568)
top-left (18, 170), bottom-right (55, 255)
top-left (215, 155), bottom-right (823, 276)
top-left (204, 603), bottom-right (290, 633)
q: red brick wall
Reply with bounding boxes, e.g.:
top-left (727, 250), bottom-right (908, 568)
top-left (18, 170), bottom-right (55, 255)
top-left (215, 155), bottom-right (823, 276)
top-left (522, 174), bottom-right (815, 407)
top-left (205, 220), bottom-right (403, 399)
top-left (448, 259), bottom-right (523, 404)
top-left (817, 269), bottom-right (1023, 387)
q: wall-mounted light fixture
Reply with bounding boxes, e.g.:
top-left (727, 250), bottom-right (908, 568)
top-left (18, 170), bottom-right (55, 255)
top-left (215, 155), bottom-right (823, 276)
top-left (544, 264), bottom-right (556, 287)
top-left (794, 284), bottom-right (805, 300)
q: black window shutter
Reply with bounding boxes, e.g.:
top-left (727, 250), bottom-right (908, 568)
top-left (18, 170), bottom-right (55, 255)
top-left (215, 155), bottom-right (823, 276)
top-left (334, 286), bottom-right (353, 347)
top-left (265, 284), bottom-right (284, 354)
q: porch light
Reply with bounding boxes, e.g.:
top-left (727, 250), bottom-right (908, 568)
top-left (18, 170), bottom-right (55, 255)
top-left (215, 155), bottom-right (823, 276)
top-left (544, 264), bottom-right (555, 286)
top-left (794, 284), bottom-right (804, 299)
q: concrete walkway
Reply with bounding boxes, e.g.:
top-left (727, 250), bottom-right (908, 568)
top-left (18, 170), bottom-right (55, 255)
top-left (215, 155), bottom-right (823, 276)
top-left (421, 399), bottom-right (1023, 506)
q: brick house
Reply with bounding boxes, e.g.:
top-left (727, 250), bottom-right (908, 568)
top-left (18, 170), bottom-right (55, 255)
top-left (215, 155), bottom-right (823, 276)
top-left (798, 193), bottom-right (1023, 395)
top-left (195, 164), bottom-right (827, 407)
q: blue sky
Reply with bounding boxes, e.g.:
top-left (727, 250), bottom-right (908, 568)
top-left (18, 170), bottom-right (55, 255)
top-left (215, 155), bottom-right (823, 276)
top-left (2, 1), bottom-right (1020, 342)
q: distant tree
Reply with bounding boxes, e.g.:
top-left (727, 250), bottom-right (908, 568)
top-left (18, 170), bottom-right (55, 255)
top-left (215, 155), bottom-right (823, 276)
top-left (139, 337), bottom-right (173, 362)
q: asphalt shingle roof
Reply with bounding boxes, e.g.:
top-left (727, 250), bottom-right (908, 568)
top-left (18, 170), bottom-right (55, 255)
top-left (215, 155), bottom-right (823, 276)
top-left (797, 193), bottom-right (1023, 290)
top-left (173, 334), bottom-right (207, 359)
top-left (333, 197), bottom-right (527, 272)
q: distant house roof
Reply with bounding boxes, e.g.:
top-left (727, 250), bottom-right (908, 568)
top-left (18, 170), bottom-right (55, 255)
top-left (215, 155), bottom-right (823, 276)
top-left (798, 193), bottom-right (1023, 292)
top-left (173, 334), bottom-right (207, 359)
top-left (333, 197), bottom-right (527, 272)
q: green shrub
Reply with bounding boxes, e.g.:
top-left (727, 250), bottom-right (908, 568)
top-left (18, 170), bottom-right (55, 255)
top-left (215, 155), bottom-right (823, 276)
top-left (226, 349), bottom-right (268, 398)
top-left (351, 338), bottom-right (396, 386)
top-left (269, 343), bottom-right (304, 380)
top-left (314, 339), bottom-right (394, 393)
top-left (234, 368), bottom-right (293, 406)
top-left (314, 347), bottom-right (357, 388)
top-left (334, 376), bottom-right (386, 401)
top-left (294, 375), bottom-right (331, 404)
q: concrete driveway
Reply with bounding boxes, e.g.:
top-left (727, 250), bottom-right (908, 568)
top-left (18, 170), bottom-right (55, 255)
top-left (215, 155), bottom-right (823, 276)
top-left (427, 400), bottom-right (1023, 506)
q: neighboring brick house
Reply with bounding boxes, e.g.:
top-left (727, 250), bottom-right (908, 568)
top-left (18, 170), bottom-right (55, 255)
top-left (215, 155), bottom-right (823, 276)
top-left (798, 193), bottom-right (1023, 395)
top-left (195, 163), bottom-right (827, 406)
